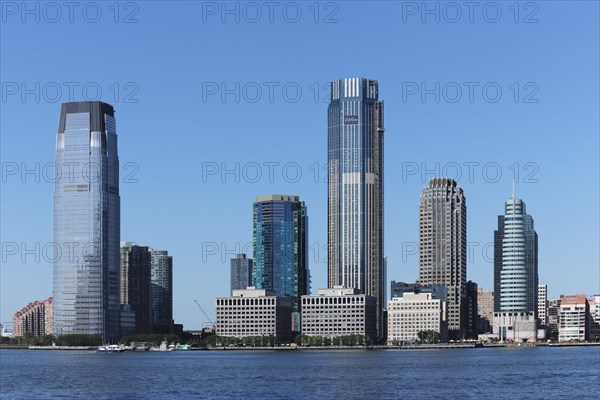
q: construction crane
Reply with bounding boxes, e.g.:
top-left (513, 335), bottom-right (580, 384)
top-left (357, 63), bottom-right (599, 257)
top-left (194, 299), bottom-right (216, 331)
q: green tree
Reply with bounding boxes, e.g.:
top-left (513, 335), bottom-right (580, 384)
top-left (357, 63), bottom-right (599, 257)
top-left (203, 335), bottom-right (218, 347)
top-left (417, 330), bottom-right (440, 344)
top-left (34, 335), bottom-right (54, 346)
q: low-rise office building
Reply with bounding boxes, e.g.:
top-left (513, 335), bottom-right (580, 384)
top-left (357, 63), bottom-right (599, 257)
top-left (301, 287), bottom-right (376, 339)
top-left (0, 323), bottom-right (12, 338)
top-left (492, 312), bottom-right (538, 342)
top-left (477, 288), bottom-right (494, 334)
top-left (216, 287), bottom-right (292, 343)
top-left (559, 294), bottom-right (589, 342)
top-left (387, 292), bottom-right (447, 344)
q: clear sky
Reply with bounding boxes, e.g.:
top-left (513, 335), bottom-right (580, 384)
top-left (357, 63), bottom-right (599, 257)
top-left (1, 1), bottom-right (598, 330)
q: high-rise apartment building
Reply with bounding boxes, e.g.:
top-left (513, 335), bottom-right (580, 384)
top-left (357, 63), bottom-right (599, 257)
top-left (53, 102), bottom-right (120, 342)
top-left (327, 77), bottom-right (385, 338)
top-left (150, 249), bottom-right (173, 333)
top-left (12, 297), bottom-right (53, 337)
top-left (253, 195), bottom-right (308, 331)
top-left (120, 242), bottom-right (152, 333)
top-left (418, 178), bottom-right (467, 339)
top-left (493, 191), bottom-right (538, 342)
top-left (230, 253), bottom-right (253, 295)
top-left (466, 281), bottom-right (479, 339)
top-left (538, 284), bottom-right (548, 327)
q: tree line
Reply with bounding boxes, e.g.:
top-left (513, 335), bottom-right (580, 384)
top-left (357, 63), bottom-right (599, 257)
top-left (1, 333), bottom-right (103, 346)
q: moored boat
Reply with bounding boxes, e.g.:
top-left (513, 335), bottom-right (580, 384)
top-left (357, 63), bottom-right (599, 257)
top-left (149, 340), bottom-right (172, 352)
top-left (96, 344), bottom-right (124, 353)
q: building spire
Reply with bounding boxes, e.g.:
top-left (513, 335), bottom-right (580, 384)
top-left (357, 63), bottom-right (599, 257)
top-left (512, 179), bottom-right (516, 199)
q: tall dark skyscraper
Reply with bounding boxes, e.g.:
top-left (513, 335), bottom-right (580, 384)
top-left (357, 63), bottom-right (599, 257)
top-left (493, 189), bottom-right (539, 341)
top-left (327, 78), bottom-right (385, 339)
top-left (230, 253), bottom-right (253, 295)
top-left (466, 281), bottom-right (479, 339)
top-left (253, 195), bottom-right (308, 331)
top-left (418, 178), bottom-right (467, 340)
top-left (53, 101), bottom-right (120, 342)
top-left (120, 242), bottom-right (152, 333)
top-left (150, 249), bottom-right (173, 333)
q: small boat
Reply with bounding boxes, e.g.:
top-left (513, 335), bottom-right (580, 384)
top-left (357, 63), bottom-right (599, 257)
top-left (96, 344), bottom-right (124, 353)
top-left (149, 340), bottom-right (172, 352)
top-left (175, 343), bottom-right (190, 351)
top-left (130, 341), bottom-right (151, 351)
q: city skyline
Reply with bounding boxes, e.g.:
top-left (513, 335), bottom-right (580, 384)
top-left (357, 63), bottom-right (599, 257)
top-left (1, 4), bottom-right (598, 331)
top-left (1, 92), bottom-right (597, 331)
top-left (1, 2), bottom-right (599, 399)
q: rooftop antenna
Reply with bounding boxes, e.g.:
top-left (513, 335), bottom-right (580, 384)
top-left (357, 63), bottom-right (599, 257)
top-left (512, 179), bottom-right (516, 200)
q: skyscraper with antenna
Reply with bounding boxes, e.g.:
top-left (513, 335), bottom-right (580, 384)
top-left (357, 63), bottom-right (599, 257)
top-left (493, 183), bottom-right (539, 341)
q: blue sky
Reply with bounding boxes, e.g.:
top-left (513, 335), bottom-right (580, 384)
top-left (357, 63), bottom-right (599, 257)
top-left (1, 1), bottom-right (598, 330)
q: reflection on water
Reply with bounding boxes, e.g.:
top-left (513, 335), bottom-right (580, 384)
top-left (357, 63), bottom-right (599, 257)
top-left (1, 347), bottom-right (599, 399)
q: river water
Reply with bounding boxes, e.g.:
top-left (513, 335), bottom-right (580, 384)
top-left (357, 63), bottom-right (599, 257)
top-left (1, 346), bottom-right (599, 399)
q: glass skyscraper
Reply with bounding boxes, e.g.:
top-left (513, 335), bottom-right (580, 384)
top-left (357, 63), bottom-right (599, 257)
top-left (327, 78), bottom-right (385, 338)
top-left (53, 101), bottom-right (120, 342)
top-left (492, 190), bottom-right (538, 341)
top-left (230, 253), bottom-right (253, 295)
top-left (494, 194), bottom-right (538, 313)
top-left (150, 249), bottom-right (173, 333)
top-left (418, 178), bottom-right (467, 340)
top-left (252, 195), bottom-right (308, 331)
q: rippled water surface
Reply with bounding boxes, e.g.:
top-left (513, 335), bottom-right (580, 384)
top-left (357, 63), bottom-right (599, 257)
top-left (1, 346), bottom-right (599, 399)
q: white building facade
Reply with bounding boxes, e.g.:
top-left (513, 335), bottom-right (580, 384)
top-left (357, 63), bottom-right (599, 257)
top-left (216, 287), bottom-right (292, 343)
top-left (538, 284), bottom-right (548, 326)
top-left (387, 292), bottom-right (447, 344)
top-left (300, 287), bottom-right (376, 339)
top-left (559, 294), bottom-right (589, 342)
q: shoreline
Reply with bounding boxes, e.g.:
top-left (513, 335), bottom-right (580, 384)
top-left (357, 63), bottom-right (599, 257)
top-left (1, 342), bottom-right (599, 351)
